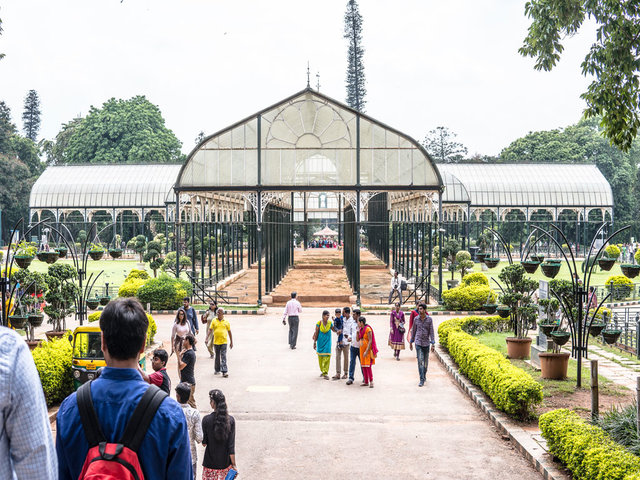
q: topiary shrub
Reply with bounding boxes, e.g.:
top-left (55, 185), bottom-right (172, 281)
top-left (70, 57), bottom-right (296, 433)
top-left (539, 409), bottom-right (640, 480)
top-left (439, 316), bottom-right (542, 418)
top-left (118, 278), bottom-right (146, 298)
top-left (462, 272), bottom-right (489, 286)
top-left (635, 249), bottom-right (640, 265)
top-left (438, 315), bottom-right (510, 348)
top-left (605, 244), bottom-right (621, 260)
top-left (136, 274), bottom-right (192, 310)
top-left (88, 310), bottom-right (156, 344)
top-left (31, 336), bottom-right (73, 406)
top-left (126, 269), bottom-right (150, 280)
top-left (605, 275), bottom-right (633, 300)
top-left (442, 283), bottom-right (496, 311)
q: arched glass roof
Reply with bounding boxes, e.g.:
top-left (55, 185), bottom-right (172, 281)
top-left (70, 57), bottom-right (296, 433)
top-left (441, 171), bottom-right (470, 203)
top-left (438, 164), bottom-right (613, 208)
top-left (176, 89), bottom-right (442, 191)
top-left (30, 164), bottom-right (182, 210)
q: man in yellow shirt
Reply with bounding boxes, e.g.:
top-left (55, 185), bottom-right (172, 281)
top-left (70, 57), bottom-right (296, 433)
top-left (205, 308), bottom-right (234, 377)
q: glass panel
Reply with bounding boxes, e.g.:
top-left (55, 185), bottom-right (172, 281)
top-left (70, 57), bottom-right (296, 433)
top-left (360, 118), bottom-right (373, 148)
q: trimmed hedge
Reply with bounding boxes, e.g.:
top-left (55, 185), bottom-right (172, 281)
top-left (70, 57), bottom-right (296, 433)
top-left (31, 337), bottom-right (73, 406)
top-left (118, 277), bottom-right (146, 297)
top-left (88, 311), bottom-right (156, 345)
top-left (462, 272), bottom-right (489, 286)
top-left (442, 283), bottom-right (496, 311)
top-left (539, 409), bottom-right (640, 480)
top-left (439, 316), bottom-right (542, 418)
top-left (136, 274), bottom-right (192, 310)
top-left (127, 268), bottom-right (150, 280)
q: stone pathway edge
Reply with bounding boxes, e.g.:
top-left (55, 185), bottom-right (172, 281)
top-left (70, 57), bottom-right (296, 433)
top-left (434, 345), bottom-right (570, 480)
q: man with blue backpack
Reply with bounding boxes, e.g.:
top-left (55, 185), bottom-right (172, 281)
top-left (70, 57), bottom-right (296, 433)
top-left (56, 298), bottom-right (193, 479)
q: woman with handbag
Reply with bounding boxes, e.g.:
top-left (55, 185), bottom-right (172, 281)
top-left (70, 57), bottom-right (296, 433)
top-left (388, 302), bottom-right (406, 360)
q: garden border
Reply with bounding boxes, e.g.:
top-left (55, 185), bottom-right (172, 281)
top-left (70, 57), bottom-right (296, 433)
top-left (151, 308), bottom-right (266, 315)
top-left (434, 345), bottom-right (570, 480)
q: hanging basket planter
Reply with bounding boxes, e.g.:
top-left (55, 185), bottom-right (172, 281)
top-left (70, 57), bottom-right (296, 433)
top-left (530, 255), bottom-right (544, 263)
top-left (100, 296), bottom-right (111, 306)
top-left (549, 331), bottom-right (571, 346)
top-left (36, 251), bottom-right (48, 262)
top-left (620, 264), bottom-right (640, 279)
top-left (541, 262), bottom-right (561, 278)
top-left (521, 261), bottom-right (540, 274)
top-left (484, 257), bottom-right (500, 269)
top-left (109, 248), bottom-right (123, 259)
top-left (539, 322), bottom-right (557, 336)
top-left (601, 329), bottom-right (622, 345)
top-left (496, 306), bottom-right (511, 318)
top-left (89, 250), bottom-right (104, 261)
top-left (55, 246), bottom-right (68, 258)
top-left (28, 313), bottom-right (44, 328)
top-left (9, 314), bottom-right (28, 329)
top-left (44, 251), bottom-right (59, 264)
top-left (598, 258), bottom-right (615, 271)
top-left (588, 322), bottom-right (606, 337)
top-left (483, 304), bottom-right (498, 314)
top-left (14, 255), bottom-right (33, 269)
top-left (476, 252), bottom-right (488, 262)
top-left (86, 298), bottom-right (100, 310)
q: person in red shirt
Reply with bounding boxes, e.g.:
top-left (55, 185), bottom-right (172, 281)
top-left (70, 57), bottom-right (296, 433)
top-left (139, 348), bottom-right (171, 394)
top-left (408, 300), bottom-right (421, 337)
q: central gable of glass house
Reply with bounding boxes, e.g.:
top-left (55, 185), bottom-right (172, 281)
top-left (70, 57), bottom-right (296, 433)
top-left (176, 89), bottom-right (442, 191)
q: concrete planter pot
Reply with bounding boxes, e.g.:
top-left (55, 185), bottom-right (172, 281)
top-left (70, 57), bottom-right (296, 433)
top-left (539, 352), bottom-right (570, 380)
top-left (505, 337), bottom-right (532, 359)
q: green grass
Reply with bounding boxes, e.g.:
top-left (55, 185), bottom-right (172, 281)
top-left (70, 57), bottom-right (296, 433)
top-left (24, 258), bottom-right (141, 286)
top-left (439, 260), bottom-right (640, 294)
top-left (475, 332), bottom-right (627, 398)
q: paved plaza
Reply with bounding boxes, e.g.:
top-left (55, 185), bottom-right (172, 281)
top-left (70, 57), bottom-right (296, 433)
top-left (147, 308), bottom-right (542, 479)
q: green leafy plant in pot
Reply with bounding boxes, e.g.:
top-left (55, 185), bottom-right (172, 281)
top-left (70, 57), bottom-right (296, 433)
top-left (43, 263), bottom-right (78, 337)
top-left (13, 240), bottom-right (37, 269)
top-left (499, 264), bottom-right (538, 359)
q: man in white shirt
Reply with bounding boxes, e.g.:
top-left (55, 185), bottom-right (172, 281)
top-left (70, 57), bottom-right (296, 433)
top-left (388, 271), bottom-right (402, 305)
top-left (343, 307), bottom-right (360, 385)
top-left (282, 291), bottom-right (303, 349)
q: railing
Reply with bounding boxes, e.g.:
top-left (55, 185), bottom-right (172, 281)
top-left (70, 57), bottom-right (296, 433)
top-left (609, 307), bottom-right (640, 358)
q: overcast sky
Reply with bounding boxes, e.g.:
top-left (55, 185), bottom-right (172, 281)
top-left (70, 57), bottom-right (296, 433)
top-left (0, 0), bottom-right (596, 157)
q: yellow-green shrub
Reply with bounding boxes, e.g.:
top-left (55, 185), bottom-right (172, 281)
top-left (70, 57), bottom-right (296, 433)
top-left (88, 311), bottom-right (156, 344)
top-left (118, 278), bottom-right (146, 297)
top-left (31, 337), bottom-right (73, 406)
top-left (126, 268), bottom-right (150, 280)
top-left (605, 275), bottom-right (633, 300)
top-left (462, 272), bottom-right (489, 286)
top-left (605, 244), bottom-right (621, 260)
top-left (442, 284), bottom-right (496, 311)
top-left (539, 409), bottom-right (640, 480)
top-left (438, 316), bottom-right (542, 418)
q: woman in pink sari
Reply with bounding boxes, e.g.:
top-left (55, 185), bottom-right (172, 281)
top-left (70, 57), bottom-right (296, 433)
top-left (389, 302), bottom-right (405, 360)
top-left (357, 316), bottom-right (378, 388)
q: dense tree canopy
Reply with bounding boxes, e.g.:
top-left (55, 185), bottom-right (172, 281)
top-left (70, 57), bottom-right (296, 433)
top-left (60, 96), bottom-right (184, 164)
top-left (520, 1), bottom-right (640, 151)
top-left (500, 117), bottom-right (639, 222)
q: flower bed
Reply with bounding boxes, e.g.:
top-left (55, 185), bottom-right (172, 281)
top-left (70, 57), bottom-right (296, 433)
top-left (438, 316), bottom-right (542, 419)
top-left (539, 409), bottom-right (640, 480)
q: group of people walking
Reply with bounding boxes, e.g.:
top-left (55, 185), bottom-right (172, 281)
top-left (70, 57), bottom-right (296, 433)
top-left (283, 292), bottom-right (436, 388)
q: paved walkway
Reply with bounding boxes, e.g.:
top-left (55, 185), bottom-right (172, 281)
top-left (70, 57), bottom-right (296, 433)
top-left (149, 309), bottom-right (542, 479)
top-left (586, 345), bottom-right (640, 390)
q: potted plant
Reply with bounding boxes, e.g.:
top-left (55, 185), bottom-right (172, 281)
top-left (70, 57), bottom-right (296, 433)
top-left (499, 264), bottom-right (538, 359)
top-left (8, 303), bottom-right (28, 330)
top-left (43, 250), bottom-right (59, 264)
top-left (540, 261), bottom-right (561, 278)
top-left (484, 257), bottom-right (500, 269)
top-left (538, 298), bottom-right (559, 335)
top-left (109, 248), bottom-right (123, 259)
top-left (496, 305), bottom-right (511, 318)
top-left (36, 250), bottom-right (48, 262)
top-left (475, 232), bottom-right (492, 263)
top-left (89, 243), bottom-right (105, 261)
top-left (540, 333), bottom-right (571, 379)
top-left (601, 328), bottom-right (622, 345)
top-left (520, 260), bottom-right (540, 274)
top-left (13, 240), bottom-right (36, 269)
top-left (598, 257), bottom-right (616, 271)
top-left (530, 254), bottom-right (544, 263)
top-left (43, 263), bottom-right (78, 340)
top-left (55, 245), bottom-right (68, 258)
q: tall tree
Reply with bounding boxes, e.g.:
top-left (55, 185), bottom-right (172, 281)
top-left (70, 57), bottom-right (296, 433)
top-left (0, 101), bottom-right (16, 153)
top-left (195, 131), bottom-right (205, 145)
top-left (42, 117), bottom-right (83, 165)
top-left (60, 96), bottom-right (184, 164)
top-left (344, 0), bottom-right (366, 112)
top-left (519, 1), bottom-right (640, 151)
top-left (22, 90), bottom-right (41, 141)
top-left (0, 17), bottom-right (5, 61)
top-left (0, 154), bottom-right (33, 240)
top-left (422, 126), bottom-right (468, 163)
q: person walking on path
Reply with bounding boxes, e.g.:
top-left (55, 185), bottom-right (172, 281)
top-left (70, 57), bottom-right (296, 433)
top-left (332, 308), bottom-right (349, 379)
top-left (178, 334), bottom-right (198, 408)
top-left (176, 382), bottom-right (203, 480)
top-left (201, 301), bottom-right (218, 358)
top-left (139, 348), bottom-right (172, 394)
top-left (172, 308), bottom-right (191, 373)
top-left (183, 297), bottom-right (200, 337)
top-left (56, 298), bottom-right (192, 479)
top-left (202, 389), bottom-right (237, 480)
top-left (408, 300), bottom-right (420, 339)
top-left (1, 326), bottom-right (57, 478)
top-left (357, 316), bottom-right (378, 388)
top-left (345, 307), bottom-right (360, 385)
top-left (409, 303), bottom-right (435, 387)
top-left (389, 302), bottom-right (406, 360)
top-left (588, 286), bottom-right (598, 310)
top-left (282, 291), bottom-right (302, 349)
top-left (313, 310), bottom-right (336, 379)
top-left (207, 308), bottom-right (234, 378)
top-left (388, 270), bottom-right (403, 304)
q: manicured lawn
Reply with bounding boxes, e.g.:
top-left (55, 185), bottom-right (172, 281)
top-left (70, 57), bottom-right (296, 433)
top-left (23, 258), bottom-right (141, 286)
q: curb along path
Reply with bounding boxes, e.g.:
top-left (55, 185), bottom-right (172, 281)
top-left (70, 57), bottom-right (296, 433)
top-left (434, 345), bottom-right (570, 480)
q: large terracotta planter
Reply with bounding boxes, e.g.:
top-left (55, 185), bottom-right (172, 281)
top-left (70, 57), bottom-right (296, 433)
top-left (506, 337), bottom-right (532, 359)
top-left (539, 352), bottom-right (570, 380)
top-left (45, 330), bottom-right (66, 341)
top-left (26, 339), bottom-right (43, 350)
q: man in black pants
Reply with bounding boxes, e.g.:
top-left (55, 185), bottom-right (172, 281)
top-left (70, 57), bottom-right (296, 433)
top-left (178, 334), bottom-right (197, 408)
top-left (282, 291), bottom-right (302, 349)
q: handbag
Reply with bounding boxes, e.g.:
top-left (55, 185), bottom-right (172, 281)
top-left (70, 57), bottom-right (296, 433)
top-left (398, 323), bottom-right (406, 334)
top-left (225, 468), bottom-right (238, 480)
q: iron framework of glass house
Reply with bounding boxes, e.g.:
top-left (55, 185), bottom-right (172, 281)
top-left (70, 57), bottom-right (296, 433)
top-left (175, 88), bottom-right (444, 304)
